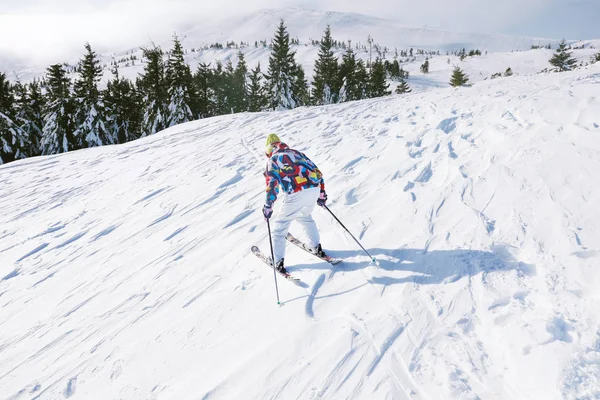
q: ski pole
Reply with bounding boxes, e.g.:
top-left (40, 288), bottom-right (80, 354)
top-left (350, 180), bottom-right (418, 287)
top-left (266, 219), bottom-right (281, 305)
top-left (324, 205), bottom-right (377, 264)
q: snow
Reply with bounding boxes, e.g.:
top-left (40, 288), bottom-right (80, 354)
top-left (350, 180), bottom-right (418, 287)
top-left (190, 8), bottom-right (561, 53)
top-left (2, 61), bottom-right (600, 398)
top-left (7, 8), bottom-right (598, 90)
top-left (2, 8), bottom-right (600, 398)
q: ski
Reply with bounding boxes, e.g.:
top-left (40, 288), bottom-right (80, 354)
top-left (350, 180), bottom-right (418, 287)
top-left (286, 233), bottom-right (343, 265)
top-left (251, 245), bottom-right (302, 284)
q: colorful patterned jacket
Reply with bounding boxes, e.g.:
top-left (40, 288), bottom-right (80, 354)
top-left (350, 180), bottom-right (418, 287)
top-left (265, 142), bottom-right (325, 207)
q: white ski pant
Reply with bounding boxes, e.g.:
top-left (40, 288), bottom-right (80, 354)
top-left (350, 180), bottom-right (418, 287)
top-left (272, 187), bottom-right (321, 263)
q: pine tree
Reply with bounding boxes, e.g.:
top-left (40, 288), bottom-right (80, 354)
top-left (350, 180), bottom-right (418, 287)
top-left (247, 63), bottom-right (268, 112)
top-left (223, 60), bottom-right (236, 114)
top-left (294, 65), bottom-right (310, 107)
top-left (386, 59), bottom-right (401, 80)
top-left (165, 35), bottom-right (195, 125)
top-left (265, 20), bottom-right (303, 110)
top-left (549, 39), bottom-right (577, 72)
top-left (41, 64), bottom-right (75, 155)
top-left (368, 58), bottom-right (390, 98)
top-left (354, 60), bottom-right (369, 100)
top-left (105, 67), bottom-right (141, 144)
top-left (138, 46), bottom-right (169, 136)
top-left (73, 43), bottom-right (112, 148)
top-left (230, 51), bottom-right (249, 113)
top-left (338, 49), bottom-right (368, 102)
top-left (399, 67), bottom-right (409, 79)
top-left (338, 48), bottom-right (356, 102)
top-left (0, 73), bottom-right (26, 164)
top-left (395, 77), bottom-right (412, 94)
top-left (592, 52), bottom-right (600, 64)
top-left (13, 80), bottom-right (44, 158)
top-left (193, 62), bottom-right (216, 118)
top-left (211, 61), bottom-right (230, 115)
top-left (504, 67), bottom-right (514, 77)
top-left (312, 26), bottom-right (340, 105)
top-left (450, 66), bottom-right (469, 87)
top-left (420, 59), bottom-right (430, 74)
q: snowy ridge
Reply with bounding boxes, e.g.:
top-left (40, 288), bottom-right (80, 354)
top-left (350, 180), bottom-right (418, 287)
top-left (1, 64), bottom-right (600, 399)
top-left (187, 8), bottom-right (559, 52)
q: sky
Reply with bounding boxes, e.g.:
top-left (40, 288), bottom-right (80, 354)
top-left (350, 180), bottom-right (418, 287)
top-left (1, 0), bottom-right (599, 68)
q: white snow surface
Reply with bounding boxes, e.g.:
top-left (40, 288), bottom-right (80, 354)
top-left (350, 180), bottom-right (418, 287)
top-left (2, 65), bottom-right (600, 399)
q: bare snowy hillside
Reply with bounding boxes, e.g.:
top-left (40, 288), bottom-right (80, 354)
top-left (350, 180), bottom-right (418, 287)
top-left (1, 61), bottom-right (600, 399)
top-left (188, 8), bottom-right (560, 52)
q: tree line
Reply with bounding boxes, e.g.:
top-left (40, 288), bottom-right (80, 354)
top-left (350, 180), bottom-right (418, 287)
top-left (0, 21), bottom-right (410, 164)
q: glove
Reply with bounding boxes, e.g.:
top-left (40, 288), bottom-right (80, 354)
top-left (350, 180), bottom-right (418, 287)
top-left (263, 204), bottom-right (273, 220)
top-left (317, 191), bottom-right (327, 207)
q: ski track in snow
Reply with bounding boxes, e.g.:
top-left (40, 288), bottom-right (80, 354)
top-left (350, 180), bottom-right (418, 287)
top-left (1, 64), bottom-right (600, 399)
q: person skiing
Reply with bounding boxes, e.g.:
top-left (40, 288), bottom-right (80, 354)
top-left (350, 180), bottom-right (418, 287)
top-left (262, 133), bottom-right (328, 274)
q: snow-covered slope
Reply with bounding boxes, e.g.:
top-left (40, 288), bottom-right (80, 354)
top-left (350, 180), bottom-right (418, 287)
top-left (2, 64), bottom-right (600, 399)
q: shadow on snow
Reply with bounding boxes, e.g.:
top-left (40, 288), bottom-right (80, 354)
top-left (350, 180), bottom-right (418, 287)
top-left (290, 244), bottom-right (536, 287)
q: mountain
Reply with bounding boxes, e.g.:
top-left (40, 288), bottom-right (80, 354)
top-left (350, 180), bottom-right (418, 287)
top-left (7, 11), bottom-right (599, 101)
top-left (1, 59), bottom-right (600, 398)
top-left (189, 8), bottom-right (560, 52)
top-left (2, 7), bottom-right (573, 84)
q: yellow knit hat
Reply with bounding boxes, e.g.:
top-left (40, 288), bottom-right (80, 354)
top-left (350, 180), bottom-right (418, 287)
top-left (265, 133), bottom-right (281, 154)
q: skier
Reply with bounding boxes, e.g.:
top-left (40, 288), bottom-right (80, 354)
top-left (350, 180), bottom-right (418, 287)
top-left (262, 133), bottom-right (328, 274)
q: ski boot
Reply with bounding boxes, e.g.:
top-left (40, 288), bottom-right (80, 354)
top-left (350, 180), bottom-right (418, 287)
top-left (275, 258), bottom-right (287, 274)
top-left (312, 244), bottom-right (327, 259)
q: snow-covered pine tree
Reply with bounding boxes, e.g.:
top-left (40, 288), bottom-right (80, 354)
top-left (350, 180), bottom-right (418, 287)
top-left (338, 48), bottom-right (368, 102)
top-left (229, 51), bottom-right (249, 113)
top-left (395, 77), bottom-right (412, 94)
top-left (138, 46), bottom-right (169, 136)
top-left (105, 67), bottom-right (141, 144)
top-left (549, 40), bottom-right (577, 72)
top-left (0, 73), bottom-right (26, 164)
top-left (73, 43), bottom-right (112, 148)
top-left (450, 66), bottom-right (470, 87)
top-left (247, 63), bottom-right (268, 112)
top-left (368, 58), bottom-right (390, 98)
top-left (41, 64), bottom-right (75, 155)
top-left (265, 20), bottom-right (303, 110)
top-left (165, 35), bottom-right (195, 125)
top-left (420, 59), bottom-right (430, 74)
top-left (312, 25), bottom-right (340, 105)
top-left (337, 49), bottom-right (354, 103)
top-left (13, 80), bottom-right (44, 158)
top-left (354, 61), bottom-right (369, 100)
top-left (193, 62), bottom-right (216, 118)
